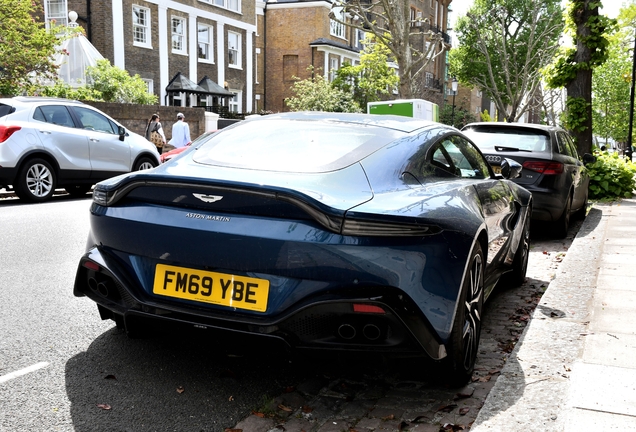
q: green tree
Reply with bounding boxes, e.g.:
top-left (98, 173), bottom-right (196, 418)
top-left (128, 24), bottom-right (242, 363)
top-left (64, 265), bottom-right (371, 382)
top-left (85, 59), bottom-right (157, 104)
top-left (592, 2), bottom-right (636, 146)
top-left (543, 0), bottom-right (615, 155)
top-left (439, 103), bottom-right (477, 129)
top-left (450, 0), bottom-right (564, 123)
top-left (285, 67), bottom-right (362, 113)
top-left (332, 36), bottom-right (399, 108)
top-left (331, 0), bottom-right (446, 99)
top-left (0, 0), bottom-right (63, 95)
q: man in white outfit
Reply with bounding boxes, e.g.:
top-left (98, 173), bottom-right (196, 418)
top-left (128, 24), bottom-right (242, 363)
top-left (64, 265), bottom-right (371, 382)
top-left (170, 112), bottom-right (192, 148)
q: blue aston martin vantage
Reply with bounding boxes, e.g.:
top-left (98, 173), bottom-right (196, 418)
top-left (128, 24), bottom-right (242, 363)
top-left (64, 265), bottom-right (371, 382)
top-left (74, 112), bottom-right (532, 384)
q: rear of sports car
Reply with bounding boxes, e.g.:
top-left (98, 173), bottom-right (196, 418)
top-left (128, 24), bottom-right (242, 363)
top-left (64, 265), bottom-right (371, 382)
top-left (74, 114), bottom-right (477, 362)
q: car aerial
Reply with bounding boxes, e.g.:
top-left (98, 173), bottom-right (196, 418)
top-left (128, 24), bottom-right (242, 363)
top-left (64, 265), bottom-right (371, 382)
top-left (0, 96), bottom-right (160, 202)
top-left (462, 122), bottom-right (595, 238)
top-left (74, 112), bottom-right (532, 384)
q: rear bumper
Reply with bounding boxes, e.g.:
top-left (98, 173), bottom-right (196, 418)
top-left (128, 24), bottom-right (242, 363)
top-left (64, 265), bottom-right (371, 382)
top-left (74, 246), bottom-right (448, 360)
top-left (520, 185), bottom-right (565, 221)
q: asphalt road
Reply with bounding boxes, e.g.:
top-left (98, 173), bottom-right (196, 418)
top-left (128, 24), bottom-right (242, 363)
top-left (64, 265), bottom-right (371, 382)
top-left (0, 193), bottom-right (579, 432)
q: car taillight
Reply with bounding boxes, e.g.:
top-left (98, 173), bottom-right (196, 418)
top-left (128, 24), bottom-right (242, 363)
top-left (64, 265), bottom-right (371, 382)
top-left (0, 125), bottom-right (21, 143)
top-left (353, 304), bottom-right (386, 314)
top-left (522, 161), bottom-right (564, 175)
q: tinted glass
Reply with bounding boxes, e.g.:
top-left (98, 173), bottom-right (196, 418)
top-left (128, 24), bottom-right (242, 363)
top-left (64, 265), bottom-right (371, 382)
top-left (0, 104), bottom-right (14, 118)
top-left (72, 107), bottom-right (117, 134)
top-left (464, 128), bottom-right (550, 153)
top-left (556, 132), bottom-right (573, 157)
top-left (33, 106), bottom-right (75, 128)
top-left (193, 119), bottom-right (404, 173)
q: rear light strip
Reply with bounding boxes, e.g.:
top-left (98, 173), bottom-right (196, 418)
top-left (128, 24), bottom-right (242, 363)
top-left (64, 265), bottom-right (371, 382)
top-left (0, 125), bottom-right (21, 143)
top-left (522, 161), bottom-right (564, 175)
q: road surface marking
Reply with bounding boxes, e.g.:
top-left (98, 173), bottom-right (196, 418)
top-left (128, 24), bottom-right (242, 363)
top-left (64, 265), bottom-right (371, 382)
top-left (0, 362), bottom-right (49, 384)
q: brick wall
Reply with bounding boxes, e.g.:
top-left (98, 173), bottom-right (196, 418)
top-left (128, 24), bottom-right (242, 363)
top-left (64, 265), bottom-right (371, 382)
top-left (86, 102), bottom-right (206, 140)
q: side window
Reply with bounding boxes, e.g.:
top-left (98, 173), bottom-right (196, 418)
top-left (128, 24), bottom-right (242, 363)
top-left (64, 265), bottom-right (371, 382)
top-left (556, 132), bottom-right (573, 157)
top-left (72, 107), bottom-right (116, 134)
top-left (563, 133), bottom-right (579, 159)
top-left (33, 106), bottom-right (75, 128)
top-left (429, 136), bottom-right (489, 179)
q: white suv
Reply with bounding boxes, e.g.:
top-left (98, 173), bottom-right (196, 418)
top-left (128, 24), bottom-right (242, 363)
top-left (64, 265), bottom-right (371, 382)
top-left (0, 97), bottom-right (160, 202)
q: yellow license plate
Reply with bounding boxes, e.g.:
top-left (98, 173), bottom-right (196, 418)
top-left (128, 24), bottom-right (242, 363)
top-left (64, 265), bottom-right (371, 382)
top-left (491, 165), bottom-right (502, 174)
top-left (153, 264), bottom-right (270, 312)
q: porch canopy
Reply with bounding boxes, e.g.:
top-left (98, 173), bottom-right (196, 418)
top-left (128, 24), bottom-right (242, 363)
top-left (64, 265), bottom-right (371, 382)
top-left (165, 72), bottom-right (234, 106)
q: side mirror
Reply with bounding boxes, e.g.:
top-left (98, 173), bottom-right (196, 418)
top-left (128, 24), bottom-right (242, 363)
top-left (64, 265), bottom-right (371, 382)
top-left (500, 158), bottom-right (522, 179)
top-left (118, 125), bottom-right (126, 142)
top-left (582, 153), bottom-right (596, 164)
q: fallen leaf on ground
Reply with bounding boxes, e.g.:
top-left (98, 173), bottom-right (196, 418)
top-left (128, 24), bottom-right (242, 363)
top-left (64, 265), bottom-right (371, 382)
top-left (97, 404), bottom-right (111, 410)
top-left (381, 414), bottom-right (395, 421)
top-left (411, 415), bottom-right (429, 423)
top-left (302, 405), bottom-right (313, 413)
top-left (104, 375), bottom-right (116, 380)
top-left (278, 404), bottom-right (293, 412)
top-left (459, 407), bottom-right (470, 415)
top-left (228, 395), bottom-right (234, 401)
top-left (437, 403), bottom-right (457, 413)
top-left (251, 411), bottom-right (265, 418)
top-left (224, 429), bottom-right (241, 432)
top-left (176, 386), bottom-right (185, 394)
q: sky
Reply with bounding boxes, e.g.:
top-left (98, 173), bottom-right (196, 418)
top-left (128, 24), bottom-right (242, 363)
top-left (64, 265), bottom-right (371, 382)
top-left (450, 0), bottom-right (624, 28)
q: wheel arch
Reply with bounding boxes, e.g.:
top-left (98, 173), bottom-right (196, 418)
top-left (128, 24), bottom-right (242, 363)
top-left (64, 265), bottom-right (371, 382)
top-left (132, 152), bottom-right (159, 170)
top-left (12, 150), bottom-right (61, 185)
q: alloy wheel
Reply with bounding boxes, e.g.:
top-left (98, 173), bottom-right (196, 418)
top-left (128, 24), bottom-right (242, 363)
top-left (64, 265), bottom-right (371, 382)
top-left (26, 163), bottom-right (54, 198)
top-left (462, 253), bottom-right (483, 371)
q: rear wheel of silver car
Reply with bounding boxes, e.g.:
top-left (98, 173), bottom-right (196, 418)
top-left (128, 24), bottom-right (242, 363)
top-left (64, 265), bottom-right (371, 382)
top-left (444, 242), bottom-right (484, 386)
top-left (553, 194), bottom-right (572, 238)
top-left (134, 157), bottom-right (156, 171)
top-left (14, 158), bottom-right (56, 203)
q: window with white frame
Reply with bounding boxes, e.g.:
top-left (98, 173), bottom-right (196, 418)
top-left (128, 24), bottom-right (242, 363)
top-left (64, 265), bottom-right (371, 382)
top-left (228, 31), bottom-right (241, 68)
top-left (45, 0), bottom-right (68, 28)
top-left (229, 91), bottom-right (242, 113)
top-left (354, 29), bottom-right (366, 50)
top-left (330, 8), bottom-right (346, 39)
top-left (329, 57), bottom-right (339, 82)
top-left (172, 17), bottom-right (187, 54)
top-left (198, 24), bottom-right (213, 61)
top-left (133, 6), bottom-right (151, 47)
top-left (141, 79), bottom-right (154, 95)
top-left (213, 0), bottom-right (240, 13)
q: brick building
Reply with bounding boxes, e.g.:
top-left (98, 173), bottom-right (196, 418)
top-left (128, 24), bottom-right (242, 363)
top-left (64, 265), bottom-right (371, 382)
top-left (40, 0), bottom-right (452, 114)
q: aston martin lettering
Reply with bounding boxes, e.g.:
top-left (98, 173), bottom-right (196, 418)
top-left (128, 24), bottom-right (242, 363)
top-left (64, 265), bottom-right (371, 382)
top-left (193, 193), bottom-right (223, 203)
top-left (153, 264), bottom-right (269, 312)
top-left (185, 213), bottom-right (231, 222)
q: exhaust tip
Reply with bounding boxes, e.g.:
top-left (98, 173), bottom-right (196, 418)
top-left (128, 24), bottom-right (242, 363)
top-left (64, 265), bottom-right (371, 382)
top-left (97, 282), bottom-right (110, 297)
top-left (337, 323), bottom-right (356, 340)
top-left (362, 324), bottom-right (381, 341)
top-left (88, 277), bottom-right (98, 292)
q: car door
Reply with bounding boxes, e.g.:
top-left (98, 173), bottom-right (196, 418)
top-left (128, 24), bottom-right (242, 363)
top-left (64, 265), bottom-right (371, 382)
top-left (32, 105), bottom-right (91, 176)
top-left (70, 106), bottom-right (131, 177)
top-left (430, 136), bottom-right (516, 273)
top-left (562, 132), bottom-right (588, 209)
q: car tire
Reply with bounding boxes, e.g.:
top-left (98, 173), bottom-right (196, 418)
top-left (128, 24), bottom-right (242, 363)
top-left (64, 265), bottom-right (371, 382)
top-left (65, 185), bottom-right (92, 197)
top-left (574, 194), bottom-right (588, 220)
top-left (134, 157), bottom-right (157, 171)
top-left (14, 158), bottom-right (56, 203)
top-left (502, 208), bottom-right (531, 288)
top-left (553, 194), bottom-right (572, 238)
top-left (443, 242), bottom-right (484, 386)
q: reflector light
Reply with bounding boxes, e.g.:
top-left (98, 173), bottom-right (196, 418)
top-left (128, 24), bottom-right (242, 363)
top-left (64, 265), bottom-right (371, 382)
top-left (0, 125), bottom-right (21, 143)
top-left (353, 304), bottom-right (386, 314)
top-left (83, 261), bottom-right (100, 271)
top-left (522, 161), bottom-right (563, 175)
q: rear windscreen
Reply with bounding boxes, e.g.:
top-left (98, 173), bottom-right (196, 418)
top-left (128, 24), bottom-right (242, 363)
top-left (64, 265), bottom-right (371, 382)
top-left (464, 128), bottom-right (551, 153)
top-left (192, 118), bottom-right (403, 173)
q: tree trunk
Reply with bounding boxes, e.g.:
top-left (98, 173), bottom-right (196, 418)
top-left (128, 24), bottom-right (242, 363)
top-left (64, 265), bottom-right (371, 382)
top-left (567, 70), bottom-right (593, 155)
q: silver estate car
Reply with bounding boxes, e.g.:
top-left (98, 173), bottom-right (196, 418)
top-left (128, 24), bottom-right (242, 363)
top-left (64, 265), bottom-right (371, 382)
top-left (0, 97), bottom-right (159, 202)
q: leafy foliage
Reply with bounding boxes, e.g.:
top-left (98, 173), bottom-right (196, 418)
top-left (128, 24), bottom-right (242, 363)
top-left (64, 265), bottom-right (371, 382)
top-left (439, 103), bottom-right (477, 129)
top-left (331, 36), bottom-right (399, 108)
top-left (450, 0), bottom-right (564, 122)
top-left (39, 81), bottom-right (101, 101)
top-left (285, 67), bottom-right (362, 113)
top-left (586, 150), bottom-right (636, 199)
top-left (0, 0), bottom-right (65, 95)
top-left (85, 60), bottom-right (157, 104)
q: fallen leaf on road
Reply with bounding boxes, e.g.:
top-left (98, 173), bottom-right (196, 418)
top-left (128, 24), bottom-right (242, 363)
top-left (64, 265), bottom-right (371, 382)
top-left (411, 415), bottom-right (429, 423)
top-left (228, 395), bottom-right (234, 401)
top-left (381, 414), bottom-right (395, 421)
top-left (302, 405), bottom-right (313, 413)
top-left (278, 404), bottom-right (293, 412)
top-left (97, 404), bottom-right (111, 410)
top-left (437, 403), bottom-right (457, 413)
top-left (478, 375), bottom-right (492, 382)
top-left (224, 429), bottom-right (241, 432)
top-left (176, 386), bottom-right (185, 394)
top-left (251, 411), bottom-right (265, 418)
top-left (459, 407), bottom-right (470, 415)
top-left (454, 388), bottom-right (474, 399)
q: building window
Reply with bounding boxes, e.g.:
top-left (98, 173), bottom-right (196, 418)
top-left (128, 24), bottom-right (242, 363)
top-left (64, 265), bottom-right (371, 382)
top-left (329, 57), bottom-right (339, 82)
top-left (354, 29), bottom-right (366, 50)
top-left (172, 17), bottom-right (187, 54)
top-left (142, 79), bottom-right (154, 95)
top-left (133, 5), bottom-right (151, 47)
top-left (45, 0), bottom-right (68, 28)
top-left (198, 24), bottom-right (213, 62)
top-left (425, 72), bottom-right (434, 88)
top-left (330, 8), bottom-right (346, 39)
top-left (213, 0), bottom-right (240, 13)
top-left (229, 91), bottom-right (242, 113)
top-left (228, 31), bottom-right (241, 68)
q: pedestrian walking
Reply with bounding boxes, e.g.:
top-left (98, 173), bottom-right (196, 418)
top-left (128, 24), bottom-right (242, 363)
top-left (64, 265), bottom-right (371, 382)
top-left (144, 114), bottom-right (166, 154)
top-left (170, 112), bottom-right (192, 148)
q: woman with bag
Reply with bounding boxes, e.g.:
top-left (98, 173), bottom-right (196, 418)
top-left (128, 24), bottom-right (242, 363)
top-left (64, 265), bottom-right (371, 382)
top-left (144, 114), bottom-right (167, 154)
